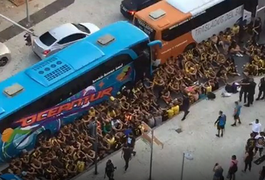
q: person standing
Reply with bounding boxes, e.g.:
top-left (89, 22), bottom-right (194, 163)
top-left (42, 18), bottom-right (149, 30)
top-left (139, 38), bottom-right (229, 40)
top-left (231, 101), bottom-right (242, 126)
top-left (242, 148), bottom-right (254, 172)
top-left (127, 133), bottom-right (136, 156)
top-left (239, 77), bottom-right (249, 104)
top-left (252, 17), bottom-right (262, 44)
top-left (181, 92), bottom-right (190, 121)
top-left (238, 19), bottom-right (247, 44)
top-left (227, 155), bottom-right (238, 180)
top-left (255, 132), bottom-right (265, 157)
top-left (214, 111), bottom-right (227, 137)
top-left (121, 144), bottom-right (132, 172)
top-left (249, 119), bottom-right (262, 136)
top-left (256, 76), bottom-right (265, 100)
top-left (213, 163), bottom-right (224, 180)
top-left (245, 78), bottom-right (256, 107)
top-left (245, 133), bottom-right (256, 152)
top-left (104, 160), bottom-right (116, 180)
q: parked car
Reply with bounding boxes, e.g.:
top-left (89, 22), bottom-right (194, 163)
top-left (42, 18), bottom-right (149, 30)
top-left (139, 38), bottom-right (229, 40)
top-left (32, 23), bottom-right (100, 59)
top-left (0, 42), bottom-right (11, 67)
top-left (120, 0), bottom-right (160, 19)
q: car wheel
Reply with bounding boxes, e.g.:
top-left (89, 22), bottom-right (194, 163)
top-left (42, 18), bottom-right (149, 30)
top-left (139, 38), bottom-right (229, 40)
top-left (0, 57), bottom-right (8, 67)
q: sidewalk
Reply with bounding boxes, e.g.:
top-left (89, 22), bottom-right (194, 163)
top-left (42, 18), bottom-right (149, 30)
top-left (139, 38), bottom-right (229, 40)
top-left (0, 0), bottom-right (56, 32)
top-left (75, 81), bottom-right (264, 180)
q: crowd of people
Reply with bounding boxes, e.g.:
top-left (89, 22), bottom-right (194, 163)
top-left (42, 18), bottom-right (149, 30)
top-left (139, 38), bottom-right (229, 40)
top-left (7, 20), bottom-right (265, 180)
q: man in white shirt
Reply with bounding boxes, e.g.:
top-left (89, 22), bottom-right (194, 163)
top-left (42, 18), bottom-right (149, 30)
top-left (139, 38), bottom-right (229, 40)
top-left (255, 132), bottom-right (265, 157)
top-left (249, 119), bottom-right (262, 136)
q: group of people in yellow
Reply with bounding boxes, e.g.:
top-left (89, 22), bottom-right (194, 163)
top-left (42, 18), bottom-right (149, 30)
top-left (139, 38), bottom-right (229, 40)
top-left (7, 24), bottom-right (264, 180)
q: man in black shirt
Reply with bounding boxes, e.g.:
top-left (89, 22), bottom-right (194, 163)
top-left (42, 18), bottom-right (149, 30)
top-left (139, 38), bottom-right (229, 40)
top-left (239, 77), bottom-right (250, 103)
top-left (245, 78), bottom-right (256, 107)
top-left (121, 144), bottom-right (132, 172)
top-left (181, 92), bottom-right (190, 121)
top-left (256, 76), bottom-right (265, 100)
top-left (127, 133), bottom-right (136, 156)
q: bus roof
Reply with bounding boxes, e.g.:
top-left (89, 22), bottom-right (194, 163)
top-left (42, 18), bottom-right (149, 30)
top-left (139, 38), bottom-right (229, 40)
top-left (0, 21), bottom-right (149, 120)
top-left (135, 0), bottom-right (224, 30)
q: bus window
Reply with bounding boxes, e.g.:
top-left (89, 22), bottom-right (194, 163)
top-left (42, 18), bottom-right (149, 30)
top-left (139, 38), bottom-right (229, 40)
top-left (162, 20), bottom-right (192, 41)
top-left (134, 18), bottom-right (156, 41)
top-left (104, 54), bottom-right (132, 71)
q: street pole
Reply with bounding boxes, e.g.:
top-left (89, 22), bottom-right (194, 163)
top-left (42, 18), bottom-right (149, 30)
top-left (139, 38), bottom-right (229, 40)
top-left (149, 129), bottom-right (154, 180)
top-left (180, 153), bottom-right (185, 180)
top-left (94, 122), bottom-right (98, 175)
top-left (25, 0), bottom-right (30, 26)
top-left (0, 14), bottom-right (35, 36)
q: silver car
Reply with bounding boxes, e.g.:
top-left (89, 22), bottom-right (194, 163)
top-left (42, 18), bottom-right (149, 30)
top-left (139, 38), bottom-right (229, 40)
top-left (0, 42), bottom-right (11, 67)
top-left (32, 23), bottom-right (100, 59)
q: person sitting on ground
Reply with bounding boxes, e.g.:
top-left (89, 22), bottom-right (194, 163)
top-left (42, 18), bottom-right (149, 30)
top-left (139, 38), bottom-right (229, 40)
top-left (228, 40), bottom-right (244, 57)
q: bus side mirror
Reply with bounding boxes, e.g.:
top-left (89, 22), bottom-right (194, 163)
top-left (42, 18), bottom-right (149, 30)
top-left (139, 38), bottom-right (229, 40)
top-left (148, 40), bottom-right (162, 49)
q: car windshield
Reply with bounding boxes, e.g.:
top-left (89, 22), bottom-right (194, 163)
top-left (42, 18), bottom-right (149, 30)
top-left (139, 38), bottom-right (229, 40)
top-left (72, 23), bottom-right (90, 34)
top-left (39, 32), bottom-right (57, 46)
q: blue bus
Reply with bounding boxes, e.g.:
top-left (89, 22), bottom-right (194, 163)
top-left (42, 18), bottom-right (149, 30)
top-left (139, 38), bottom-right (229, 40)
top-left (0, 21), bottom-right (162, 163)
top-left (0, 173), bottom-right (22, 180)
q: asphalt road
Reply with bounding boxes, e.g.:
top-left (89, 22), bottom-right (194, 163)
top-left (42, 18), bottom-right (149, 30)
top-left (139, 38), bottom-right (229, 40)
top-left (0, 0), bottom-right (125, 82)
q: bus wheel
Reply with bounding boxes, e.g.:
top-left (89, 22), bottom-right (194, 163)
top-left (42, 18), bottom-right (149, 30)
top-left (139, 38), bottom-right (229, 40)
top-left (35, 130), bottom-right (51, 147)
top-left (184, 43), bottom-right (196, 52)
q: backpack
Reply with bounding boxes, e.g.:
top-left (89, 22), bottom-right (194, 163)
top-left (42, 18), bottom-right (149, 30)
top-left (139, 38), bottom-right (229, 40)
top-left (229, 162), bottom-right (238, 173)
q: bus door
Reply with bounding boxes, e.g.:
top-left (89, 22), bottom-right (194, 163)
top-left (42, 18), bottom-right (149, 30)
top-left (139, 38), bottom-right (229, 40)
top-left (133, 53), bottom-right (150, 83)
top-left (244, 0), bottom-right (258, 19)
top-left (257, 5), bottom-right (265, 25)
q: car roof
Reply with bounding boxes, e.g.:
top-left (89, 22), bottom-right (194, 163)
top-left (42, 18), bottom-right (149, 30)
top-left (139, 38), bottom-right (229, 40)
top-left (48, 23), bottom-right (81, 40)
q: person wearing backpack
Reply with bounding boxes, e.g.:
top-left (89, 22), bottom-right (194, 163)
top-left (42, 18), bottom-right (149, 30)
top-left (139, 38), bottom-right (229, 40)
top-left (242, 147), bottom-right (254, 172)
top-left (104, 159), bottom-right (116, 180)
top-left (255, 132), bottom-right (265, 157)
top-left (227, 155), bottom-right (238, 180)
top-left (214, 111), bottom-right (226, 137)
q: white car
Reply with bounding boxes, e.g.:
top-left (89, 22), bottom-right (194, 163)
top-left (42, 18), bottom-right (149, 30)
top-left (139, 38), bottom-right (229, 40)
top-left (0, 42), bottom-right (11, 67)
top-left (32, 23), bottom-right (100, 59)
